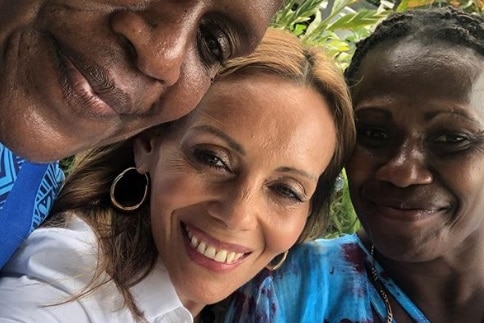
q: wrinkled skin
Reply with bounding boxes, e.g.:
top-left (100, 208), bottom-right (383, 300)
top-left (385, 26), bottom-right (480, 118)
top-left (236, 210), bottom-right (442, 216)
top-left (347, 40), bottom-right (484, 322)
top-left (134, 73), bottom-right (337, 315)
top-left (347, 41), bottom-right (484, 262)
top-left (0, 0), bottom-right (282, 162)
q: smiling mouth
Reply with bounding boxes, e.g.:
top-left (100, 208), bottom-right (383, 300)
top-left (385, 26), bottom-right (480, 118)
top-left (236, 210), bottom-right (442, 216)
top-left (54, 40), bottom-right (132, 119)
top-left (373, 203), bottom-right (444, 222)
top-left (184, 226), bottom-right (247, 265)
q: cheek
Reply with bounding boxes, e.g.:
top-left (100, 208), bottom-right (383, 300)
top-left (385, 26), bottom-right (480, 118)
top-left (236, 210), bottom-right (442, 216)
top-left (263, 212), bottom-right (308, 254)
top-left (346, 151), bottom-right (370, 191)
top-left (444, 161), bottom-right (484, 221)
top-left (149, 174), bottom-right (195, 211)
top-left (161, 60), bottom-right (213, 122)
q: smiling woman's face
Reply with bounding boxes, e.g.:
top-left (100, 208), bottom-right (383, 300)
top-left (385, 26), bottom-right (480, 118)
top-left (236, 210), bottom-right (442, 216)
top-left (0, 0), bottom-right (281, 162)
top-left (133, 73), bottom-right (336, 312)
top-left (346, 40), bottom-right (484, 261)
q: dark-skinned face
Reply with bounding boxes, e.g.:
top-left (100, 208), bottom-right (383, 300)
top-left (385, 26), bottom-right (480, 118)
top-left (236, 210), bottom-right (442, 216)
top-left (347, 40), bottom-right (484, 262)
top-left (0, 0), bottom-right (282, 161)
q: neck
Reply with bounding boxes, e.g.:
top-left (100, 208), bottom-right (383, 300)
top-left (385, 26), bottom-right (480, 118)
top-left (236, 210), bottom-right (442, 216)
top-left (183, 301), bottom-right (205, 320)
top-left (178, 295), bottom-right (206, 322)
top-left (360, 230), bottom-right (484, 322)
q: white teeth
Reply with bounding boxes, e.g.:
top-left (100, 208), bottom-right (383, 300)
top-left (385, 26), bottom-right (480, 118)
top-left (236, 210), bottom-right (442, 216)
top-left (205, 246), bottom-right (217, 259)
top-left (226, 251), bottom-right (236, 263)
top-left (214, 250), bottom-right (227, 262)
top-left (190, 235), bottom-right (198, 247)
top-left (185, 227), bottom-right (244, 264)
top-left (197, 241), bottom-right (207, 254)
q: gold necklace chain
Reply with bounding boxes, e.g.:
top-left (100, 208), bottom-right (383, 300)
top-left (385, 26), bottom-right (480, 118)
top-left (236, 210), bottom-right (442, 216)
top-left (370, 245), bottom-right (394, 323)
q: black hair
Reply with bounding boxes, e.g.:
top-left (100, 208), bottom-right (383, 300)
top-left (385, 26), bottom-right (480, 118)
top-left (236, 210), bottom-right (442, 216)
top-left (345, 6), bottom-right (484, 86)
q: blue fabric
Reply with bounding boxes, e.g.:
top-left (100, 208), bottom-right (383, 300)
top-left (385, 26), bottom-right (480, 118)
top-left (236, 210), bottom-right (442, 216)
top-left (223, 234), bottom-right (430, 323)
top-left (0, 143), bottom-right (64, 268)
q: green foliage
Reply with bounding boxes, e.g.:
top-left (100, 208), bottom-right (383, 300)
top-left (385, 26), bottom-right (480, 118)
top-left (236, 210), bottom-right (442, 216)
top-left (326, 170), bottom-right (359, 238)
top-left (396, 0), bottom-right (483, 14)
top-left (272, 0), bottom-right (389, 68)
top-left (59, 156), bottom-right (74, 173)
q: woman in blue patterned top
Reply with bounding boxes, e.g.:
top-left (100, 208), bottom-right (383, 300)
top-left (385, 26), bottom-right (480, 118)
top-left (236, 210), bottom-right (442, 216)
top-left (223, 6), bottom-right (484, 323)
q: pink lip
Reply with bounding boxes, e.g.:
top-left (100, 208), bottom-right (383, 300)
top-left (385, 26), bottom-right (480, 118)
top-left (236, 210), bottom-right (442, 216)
top-left (59, 53), bottom-right (117, 118)
top-left (181, 223), bottom-right (251, 273)
top-left (373, 203), bottom-right (442, 222)
top-left (55, 42), bottom-right (132, 118)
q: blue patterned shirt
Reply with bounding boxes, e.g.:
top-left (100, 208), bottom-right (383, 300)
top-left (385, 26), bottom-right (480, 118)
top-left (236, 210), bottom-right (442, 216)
top-left (0, 142), bottom-right (64, 268)
top-left (222, 234), bottom-right (430, 323)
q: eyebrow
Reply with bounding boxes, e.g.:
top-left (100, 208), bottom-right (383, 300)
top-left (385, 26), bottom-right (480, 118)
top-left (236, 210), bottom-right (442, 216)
top-left (357, 107), bottom-right (481, 126)
top-left (424, 110), bottom-right (481, 125)
top-left (192, 125), bottom-right (245, 155)
top-left (276, 167), bottom-right (319, 182)
top-left (192, 125), bottom-right (318, 181)
top-left (354, 107), bottom-right (391, 119)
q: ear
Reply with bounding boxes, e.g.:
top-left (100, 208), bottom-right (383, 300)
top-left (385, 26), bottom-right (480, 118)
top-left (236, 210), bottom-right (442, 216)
top-left (133, 129), bottom-right (159, 174)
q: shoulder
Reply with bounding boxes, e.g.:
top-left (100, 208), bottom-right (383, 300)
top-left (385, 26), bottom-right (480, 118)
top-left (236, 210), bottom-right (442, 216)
top-left (281, 234), bottom-right (362, 272)
top-left (0, 216), bottom-right (104, 321)
top-left (269, 234), bottom-right (364, 296)
top-left (0, 216), bottom-right (140, 322)
top-left (2, 215), bottom-right (98, 281)
top-left (0, 142), bottom-right (65, 267)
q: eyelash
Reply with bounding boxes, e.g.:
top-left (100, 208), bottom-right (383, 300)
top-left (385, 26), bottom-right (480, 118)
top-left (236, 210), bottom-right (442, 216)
top-left (190, 146), bottom-right (305, 204)
top-left (430, 132), bottom-right (476, 155)
top-left (356, 124), bottom-right (391, 148)
top-left (433, 133), bottom-right (469, 144)
top-left (197, 20), bottom-right (232, 68)
top-left (270, 184), bottom-right (304, 203)
top-left (192, 146), bottom-right (231, 172)
top-left (357, 122), bottom-right (482, 157)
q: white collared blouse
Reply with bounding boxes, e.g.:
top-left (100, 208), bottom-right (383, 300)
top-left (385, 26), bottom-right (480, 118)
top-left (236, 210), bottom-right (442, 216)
top-left (0, 216), bottom-right (193, 323)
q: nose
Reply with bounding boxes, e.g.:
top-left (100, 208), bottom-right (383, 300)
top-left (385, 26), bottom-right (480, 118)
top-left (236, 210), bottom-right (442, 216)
top-left (111, 10), bottom-right (189, 86)
top-left (208, 185), bottom-right (259, 232)
top-left (375, 141), bottom-right (433, 187)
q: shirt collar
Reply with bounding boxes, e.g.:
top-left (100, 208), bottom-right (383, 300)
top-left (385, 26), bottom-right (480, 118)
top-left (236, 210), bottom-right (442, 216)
top-left (129, 259), bottom-right (193, 322)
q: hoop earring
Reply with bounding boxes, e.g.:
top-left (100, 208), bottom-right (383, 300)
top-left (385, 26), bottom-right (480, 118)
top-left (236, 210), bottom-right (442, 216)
top-left (110, 167), bottom-right (149, 212)
top-left (265, 250), bottom-right (288, 271)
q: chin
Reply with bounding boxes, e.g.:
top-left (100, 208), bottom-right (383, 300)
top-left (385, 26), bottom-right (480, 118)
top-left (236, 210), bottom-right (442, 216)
top-left (9, 139), bottom-right (79, 163)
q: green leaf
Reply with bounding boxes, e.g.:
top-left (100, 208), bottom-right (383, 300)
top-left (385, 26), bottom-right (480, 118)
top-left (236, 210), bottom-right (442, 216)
top-left (326, 10), bottom-right (387, 30)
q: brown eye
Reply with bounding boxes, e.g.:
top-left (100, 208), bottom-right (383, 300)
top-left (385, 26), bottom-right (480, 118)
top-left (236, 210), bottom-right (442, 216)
top-left (273, 185), bottom-right (302, 202)
top-left (197, 21), bottom-right (232, 67)
top-left (356, 123), bottom-right (391, 149)
top-left (192, 146), bottom-right (232, 173)
top-left (433, 133), bottom-right (468, 144)
top-left (430, 132), bottom-right (475, 156)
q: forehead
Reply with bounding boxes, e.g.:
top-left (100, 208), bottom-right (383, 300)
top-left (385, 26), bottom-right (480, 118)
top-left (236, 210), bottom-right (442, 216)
top-left (193, 73), bottom-right (318, 127)
top-left (352, 41), bottom-right (483, 108)
top-left (179, 72), bottom-right (335, 167)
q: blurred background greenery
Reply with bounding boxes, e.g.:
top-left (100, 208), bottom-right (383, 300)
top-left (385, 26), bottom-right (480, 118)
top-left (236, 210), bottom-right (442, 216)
top-left (271, 0), bottom-right (482, 237)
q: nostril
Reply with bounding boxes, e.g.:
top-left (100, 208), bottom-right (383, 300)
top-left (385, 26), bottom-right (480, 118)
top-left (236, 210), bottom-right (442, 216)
top-left (117, 33), bottom-right (138, 63)
top-left (110, 9), bottom-right (185, 84)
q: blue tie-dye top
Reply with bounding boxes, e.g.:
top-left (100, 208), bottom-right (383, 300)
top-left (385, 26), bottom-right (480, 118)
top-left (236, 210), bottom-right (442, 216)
top-left (222, 234), bottom-right (430, 323)
top-left (0, 142), bottom-right (64, 268)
